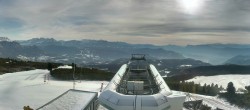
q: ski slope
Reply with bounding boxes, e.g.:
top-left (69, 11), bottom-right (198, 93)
top-left (186, 74), bottom-right (250, 90)
top-left (0, 69), bottom-right (243, 110)
top-left (0, 69), bottom-right (108, 110)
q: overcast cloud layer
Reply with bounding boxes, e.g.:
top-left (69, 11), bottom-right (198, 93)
top-left (1, 0), bottom-right (250, 45)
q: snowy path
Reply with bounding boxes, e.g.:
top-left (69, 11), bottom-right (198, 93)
top-left (189, 94), bottom-right (241, 110)
top-left (0, 69), bottom-right (108, 110)
top-left (172, 91), bottom-right (242, 110)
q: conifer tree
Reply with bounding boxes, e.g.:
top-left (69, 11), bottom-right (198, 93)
top-left (206, 85), bottom-right (211, 95)
top-left (245, 86), bottom-right (250, 94)
top-left (47, 63), bottom-right (52, 72)
top-left (219, 85), bottom-right (224, 91)
top-left (227, 82), bottom-right (236, 96)
top-left (202, 83), bottom-right (207, 94)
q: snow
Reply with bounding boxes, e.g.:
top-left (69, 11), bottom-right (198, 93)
top-left (0, 37), bottom-right (10, 41)
top-left (0, 69), bottom-right (108, 109)
top-left (189, 93), bottom-right (242, 110)
top-left (57, 65), bottom-right (72, 69)
top-left (186, 74), bottom-right (250, 90)
top-left (162, 75), bottom-right (167, 78)
top-left (180, 65), bottom-right (192, 67)
top-left (172, 91), bottom-right (242, 110)
top-left (0, 69), bottom-right (245, 110)
top-left (39, 90), bottom-right (97, 110)
top-left (17, 55), bottom-right (35, 61)
top-left (160, 70), bottom-right (170, 78)
top-left (37, 56), bottom-right (50, 62)
top-left (165, 71), bottom-right (170, 74)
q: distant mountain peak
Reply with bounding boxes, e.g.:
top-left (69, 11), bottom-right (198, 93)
top-left (225, 55), bottom-right (250, 65)
top-left (29, 37), bottom-right (56, 42)
top-left (0, 37), bottom-right (11, 41)
top-left (18, 37), bottom-right (58, 46)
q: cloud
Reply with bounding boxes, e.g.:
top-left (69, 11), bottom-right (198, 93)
top-left (1, 0), bottom-right (250, 45)
top-left (0, 17), bottom-right (24, 29)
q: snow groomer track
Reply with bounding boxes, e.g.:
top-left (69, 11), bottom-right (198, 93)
top-left (99, 54), bottom-right (186, 110)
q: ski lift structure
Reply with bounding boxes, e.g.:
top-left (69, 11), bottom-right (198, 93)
top-left (99, 54), bottom-right (186, 110)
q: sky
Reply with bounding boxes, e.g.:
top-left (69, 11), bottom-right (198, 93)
top-left (1, 0), bottom-right (250, 45)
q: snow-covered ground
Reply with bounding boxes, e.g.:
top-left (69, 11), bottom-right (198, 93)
top-left (173, 91), bottom-right (242, 110)
top-left (57, 65), bottom-right (72, 69)
top-left (189, 94), bottom-right (241, 110)
top-left (0, 69), bottom-right (108, 110)
top-left (0, 69), bottom-right (244, 110)
top-left (39, 90), bottom-right (97, 110)
top-left (186, 75), bottom-right (250, 90)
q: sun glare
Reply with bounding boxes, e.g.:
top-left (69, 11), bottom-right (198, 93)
top-left (177, 0), bottom-right (205, 14)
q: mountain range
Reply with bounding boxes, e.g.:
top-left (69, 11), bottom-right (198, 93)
top-left (0, 40), bottom-right (44, 59)
top-left (89, 58), bottom-right (211, 75)
top-left (1, 37), bottom-right (184, 64)
top-left (1, 37), bottom-right (250, 65)
top-left (163, 44), bottom-right (250, 65)
top-left (225, 55), bottom-right (250, 65)
top-left (170, 64), bottom-right (250, 81)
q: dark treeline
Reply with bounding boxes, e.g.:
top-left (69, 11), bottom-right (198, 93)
top-left (169, 64), bottom-right (250, 81)
top-left (165, 78), bottom-right (223, 96)
top-left (166, 77), bottom-right (250, 109)
top-left (219, 85), bottom-right (250, 109)
top-left (0, 58), bottom-right (61, 74)
top-left (50, 64), bottom-right (114, 81)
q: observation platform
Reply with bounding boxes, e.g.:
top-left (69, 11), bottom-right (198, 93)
top-left (99, 54), bottom-right (186, 110)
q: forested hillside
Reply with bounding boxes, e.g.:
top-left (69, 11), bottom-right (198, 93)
top-left (50, 65), bottom-right (114, 81)
top-left (169, 64), bottom-right (250, 81)
top-left (0, 58), bottom-right (60, 74)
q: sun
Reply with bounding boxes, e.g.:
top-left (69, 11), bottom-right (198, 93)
top-left (177, 0), bottom-right (205, 15)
